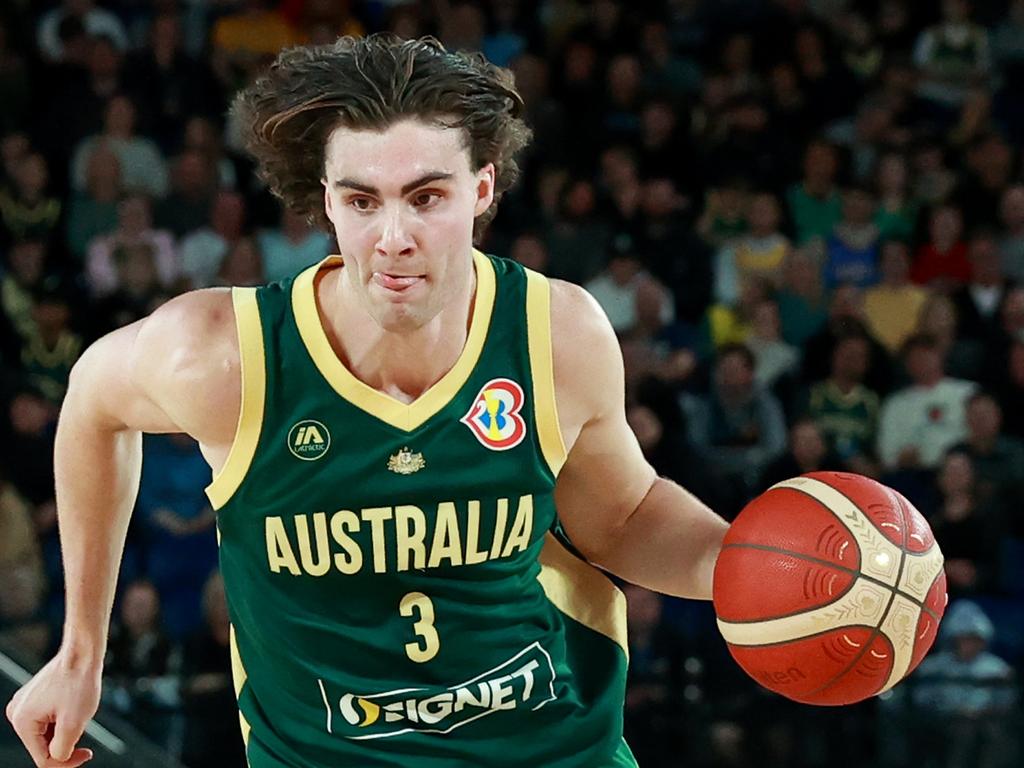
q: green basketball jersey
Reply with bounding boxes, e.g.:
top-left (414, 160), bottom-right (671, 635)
top-left (205, 251), bottom-right (636, 767)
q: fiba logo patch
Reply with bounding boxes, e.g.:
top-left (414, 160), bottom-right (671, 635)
top-left (287, 420), bottom-right (331, 461)
top-left (460, 378), bottom-right (526, 450)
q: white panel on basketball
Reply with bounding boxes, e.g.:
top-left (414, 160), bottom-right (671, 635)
top-left (769, 477), bottom-right (903, 586)
top-left (878, 594), bottom-right (923, 693)
top-left (898, 547), bottom-right (945, 602)
top-left (717, 576), bottom-right (890, 646)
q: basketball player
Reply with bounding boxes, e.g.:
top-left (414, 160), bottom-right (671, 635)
top-left (7, 36), bottom-right (728, 767)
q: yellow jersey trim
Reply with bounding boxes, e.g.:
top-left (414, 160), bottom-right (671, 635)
top-left (205, 288), bottom-right (266, 510)
top-left (229, 625), bottom-right (252, 748)
top-left (291, 250), bottom-right (496, 432)
top-left (537, 532), bottom-right (628, 657)
top-left (525, 270), bottom-right (567, 476)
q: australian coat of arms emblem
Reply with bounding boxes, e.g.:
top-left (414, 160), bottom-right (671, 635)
top-left (387, 447), bottom-right (425, 475)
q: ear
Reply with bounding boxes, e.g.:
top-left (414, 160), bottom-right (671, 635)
top-left (473, 163), bottom-right (496, 217)
top-left (322, 178), bottom-right (335, 221)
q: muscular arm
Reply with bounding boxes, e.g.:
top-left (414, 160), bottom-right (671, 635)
top-left (7, 289), bottom-right (238, 766)
top-left (551, 283), bottom-right (728, 600)
top-left (59, 289), bottom-right (238, 665)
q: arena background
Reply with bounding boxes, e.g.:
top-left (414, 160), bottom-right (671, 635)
top-left (1, 1), bottom-right (1023, 766)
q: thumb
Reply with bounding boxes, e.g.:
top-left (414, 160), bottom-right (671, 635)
top-left (49, 717), bottom-right (86, 761)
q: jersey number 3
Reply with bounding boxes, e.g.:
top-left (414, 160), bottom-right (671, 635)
top-left (400, 592), bottom-right (440, 663)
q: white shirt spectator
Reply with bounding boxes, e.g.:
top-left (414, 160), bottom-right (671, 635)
top-left (876, 378), bottom-right (976, 470)
top-left (37, 4), bottom-right (128, 61)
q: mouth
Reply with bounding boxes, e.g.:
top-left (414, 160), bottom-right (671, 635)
top-left (372, 272), bottom-right (426, 294)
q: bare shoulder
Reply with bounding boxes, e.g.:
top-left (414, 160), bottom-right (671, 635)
top-left (130, 288), bottom-right (241, 446)
top-left (547, 279), bottom-right (624, 436)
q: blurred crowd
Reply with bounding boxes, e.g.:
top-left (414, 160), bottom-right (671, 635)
top-left (1, 0), bottom-right (1024, 767)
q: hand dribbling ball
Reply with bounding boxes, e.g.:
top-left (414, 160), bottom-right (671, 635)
top-left (713, 472), bottom-right (947, 705)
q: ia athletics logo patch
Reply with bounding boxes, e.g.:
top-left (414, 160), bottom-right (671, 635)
top-left (287, 420), bottom-right (331, 461)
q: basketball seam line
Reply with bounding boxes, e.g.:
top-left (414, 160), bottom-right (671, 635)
top-left (764, 481), bottom-right (940, 616)
top-left (804, 535), bottom-right (909, 699)
top-left (718, 543), bottom-right (941, 622)
top-left (780, 477), bottom-right (913, 552)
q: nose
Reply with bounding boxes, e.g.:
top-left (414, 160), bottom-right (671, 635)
top-left (375, 206), bottom-right (416, 259)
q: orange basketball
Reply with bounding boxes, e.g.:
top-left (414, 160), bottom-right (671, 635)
top-left (712, 472), bottom-right (947, 706)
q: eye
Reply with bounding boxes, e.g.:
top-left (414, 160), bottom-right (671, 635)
top-left (348, 196), bottom-right (375, 212)
top-left (412, 191), bottom-right (442, 208)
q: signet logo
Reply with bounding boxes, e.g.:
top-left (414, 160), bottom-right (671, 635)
top-left (287, 420), bottom-right (331, 460)
top-left (321, 643), bottom-right (557, 740)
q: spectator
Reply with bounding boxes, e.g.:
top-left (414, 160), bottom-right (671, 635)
top-left (66, 143), bottom-right (122, 258)
top-left (806, 332), bottom-right (881, 475)
top-left (713, 192), bottom-right (789, 305)
top-left (545, 177), bottom-right (609, 284)
top-left (0, 152), bottom-right (61, 248)
top-left (156, 149), bottom-right (218, 238)
top-left (686, 343), bottom-right (787, 495)
top-left (20, 278), bottom-right (83, 404)
top-left (864, 239), bottom-right (930, 356)
top-left (955, 133), bottom-right (1016, 231)
top-left (0, 469), bottom-right (47, 659)
top-left (137, 433), bottom-right (218, 639)
top-left (802, 283), bottom-right (892, 394)
top-left (952, 392), bottom-right (1024, 511)
top-left (180, 190), bottom-right (246, 288)
top-left (211, 0), bottom-right (299, 89)
top-left (760, 418), bottom-right (841, 488)
top-left (702, 276), bottom-right (767, 352)
top-left (786, 139), bottom-right (842, 246)
top-left (911, 600), bottom-right (1016, 767)
top-left (124, 13), bottom-right (223, 154)
top-left (182, 115), bottom-right (238, 191)
top-left (992, 0), bottom-right (1024, 71)
top-left (215, 236), bottom-right (266, 288)
top-left (997, 184), bottom-right (1024, 283)
top-left (994, 341), bottom-right (1024, 440)
top-left (776, 246), bottom-right (828, 347)
top-left (695, 178), bottom-right (748, 250)
top-left (929, 452), bottom-right (1001, 595)
top-left (586, 236), bottom-right (673, 338)
top-left (181, 572), bottom-right (248, 768)
top-left (0, 238), bottom-right (49, 343)
top-left (746, 297), bottom-right (800, 393)
top-left (92, 241), bottom-right (169, 335)
top-left (917, 292), bottom-right (985, 381)
top-left (103, 580), bottom-right (178, 743)
top-left (877, 334), bottom-right (976, 472)
top-left (257, 206), bottom-right (331, 282)
top-left (70, 95), bottom-right (169, 200)
top-left (912, 203), bottom-right (971, 290)
top-left (912, 138), bottom-right (959, 207)
top-left (622, 584), bottom-right (685, 768)
top-left (913, 0), bottom-right (991, 113)
top-left (873, 151), bottom-right (919, 243)
top-left (86, 194), bottom-right (178, 299)
top-left (824, 184), bottom-right (881, 288)
top-left (36, 0), bottom-right (128, 62)
top-left (953, 229), bottom-right (1014, 345)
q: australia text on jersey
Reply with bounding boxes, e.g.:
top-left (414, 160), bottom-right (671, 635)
top-left (265, 495), bottom-right (536, 575)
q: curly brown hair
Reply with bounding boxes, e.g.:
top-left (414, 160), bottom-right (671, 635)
top-left (232, 34), bottom-right (532, 243)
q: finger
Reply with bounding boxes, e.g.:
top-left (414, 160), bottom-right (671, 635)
top-left (49, 719), bottom-right (87, 762)
top-left (19, 729), bottom-right (53, 768)
top-left (45, 747), bottom-right (93, 768)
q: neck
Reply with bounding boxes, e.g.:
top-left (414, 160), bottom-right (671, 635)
top-left (325, 261), bottom-right (477, 402)
top-left (831, 376), bottom-right (856, 393)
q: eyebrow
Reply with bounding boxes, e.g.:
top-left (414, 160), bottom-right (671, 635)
top-left (333, 171), bottom-right (454, 196)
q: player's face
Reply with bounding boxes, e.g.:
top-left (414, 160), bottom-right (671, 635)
top-left (322, 118), bottom-right (495, 333)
